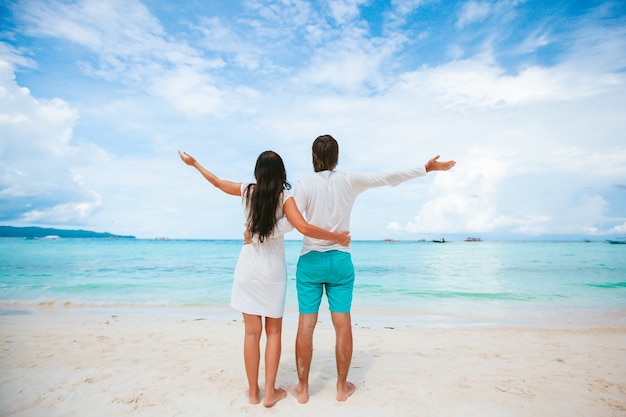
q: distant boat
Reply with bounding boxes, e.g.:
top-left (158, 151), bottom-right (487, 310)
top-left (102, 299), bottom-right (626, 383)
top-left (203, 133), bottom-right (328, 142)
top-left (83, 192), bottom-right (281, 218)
top-left (606, 238), bottom-right (626, 244)
top-left (43, 235), bottom-right (60, 240)
top-left (384, 238), bottom-right (399, 243)
top-left (464, 237), bottom-right (482, 242)
top-left (432, 238), bottom-right (446, 243)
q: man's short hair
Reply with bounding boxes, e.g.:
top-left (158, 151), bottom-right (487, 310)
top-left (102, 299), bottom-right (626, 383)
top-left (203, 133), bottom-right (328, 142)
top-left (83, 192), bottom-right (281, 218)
top-left (312, 135), bottom-right (338, 172)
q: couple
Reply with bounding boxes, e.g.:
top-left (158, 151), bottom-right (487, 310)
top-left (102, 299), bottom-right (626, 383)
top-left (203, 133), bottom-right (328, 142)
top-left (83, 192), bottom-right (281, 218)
top-left (179, 135), bottom-right (456, 407)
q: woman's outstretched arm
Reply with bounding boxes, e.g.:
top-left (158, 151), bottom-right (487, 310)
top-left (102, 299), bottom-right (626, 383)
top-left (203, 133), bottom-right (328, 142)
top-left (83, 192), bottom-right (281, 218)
top-left (178, 150), bottom-right (242, 196)
top-left (283, 198), bottom-right (351, 246)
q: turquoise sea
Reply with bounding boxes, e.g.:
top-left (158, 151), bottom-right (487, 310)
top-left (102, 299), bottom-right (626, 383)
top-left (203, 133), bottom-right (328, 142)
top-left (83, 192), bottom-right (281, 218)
top-left (1, 238), bottom-right (625, 327)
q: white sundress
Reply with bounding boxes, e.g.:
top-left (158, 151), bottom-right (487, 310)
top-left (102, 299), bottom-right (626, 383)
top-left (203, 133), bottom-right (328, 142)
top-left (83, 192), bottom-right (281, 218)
top-left (230, 183), bottom-right (294, 318)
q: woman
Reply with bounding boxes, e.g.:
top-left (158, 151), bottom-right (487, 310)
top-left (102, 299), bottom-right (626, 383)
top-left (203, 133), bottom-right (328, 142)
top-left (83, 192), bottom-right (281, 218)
top-left (178, 150), bottom-right (350, 407)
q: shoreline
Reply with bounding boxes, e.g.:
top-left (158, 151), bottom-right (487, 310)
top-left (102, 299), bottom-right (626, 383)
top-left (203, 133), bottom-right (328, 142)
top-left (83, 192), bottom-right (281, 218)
top-left (2, 302), bottom-right (625, 329)
top-left (1, 307), bottom-right (625, 416)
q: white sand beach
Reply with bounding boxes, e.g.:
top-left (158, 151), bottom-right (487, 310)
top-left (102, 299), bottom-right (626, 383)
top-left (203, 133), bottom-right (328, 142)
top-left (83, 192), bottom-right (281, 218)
top-left (1, 307), bottom-right (625, 417)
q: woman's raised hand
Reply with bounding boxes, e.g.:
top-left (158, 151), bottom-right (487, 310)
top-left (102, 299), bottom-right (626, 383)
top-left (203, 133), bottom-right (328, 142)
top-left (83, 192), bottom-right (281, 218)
top-left (178, 150), bottom-right (197, 166)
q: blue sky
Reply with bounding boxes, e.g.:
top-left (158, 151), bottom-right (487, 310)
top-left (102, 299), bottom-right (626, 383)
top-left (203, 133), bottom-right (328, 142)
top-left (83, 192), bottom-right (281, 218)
top-left (1, 0), bottom-right (625, 240)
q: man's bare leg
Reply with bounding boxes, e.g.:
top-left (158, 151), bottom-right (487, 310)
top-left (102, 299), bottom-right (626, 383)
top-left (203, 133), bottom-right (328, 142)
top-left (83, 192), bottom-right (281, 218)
top-left (291, 312), bottom-right (318, 404)
top-left (331, 312), bottom-right (355, 401)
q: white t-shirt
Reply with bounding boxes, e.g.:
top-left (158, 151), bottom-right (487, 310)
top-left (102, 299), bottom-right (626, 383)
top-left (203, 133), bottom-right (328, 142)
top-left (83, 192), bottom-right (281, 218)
top-left (294, 166), bottom-right (427, 255)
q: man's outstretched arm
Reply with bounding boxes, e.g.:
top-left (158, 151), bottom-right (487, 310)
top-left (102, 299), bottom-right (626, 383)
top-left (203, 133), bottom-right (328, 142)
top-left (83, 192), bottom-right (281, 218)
top-left (425, 155), bottom-right (456, 172)
top-left (350, 155), bottom-right (456, 191)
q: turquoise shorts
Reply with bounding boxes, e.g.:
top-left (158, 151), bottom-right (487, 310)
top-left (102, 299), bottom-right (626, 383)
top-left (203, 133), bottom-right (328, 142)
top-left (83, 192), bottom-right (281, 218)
top-left (296, 250), bottom-right (355, 314)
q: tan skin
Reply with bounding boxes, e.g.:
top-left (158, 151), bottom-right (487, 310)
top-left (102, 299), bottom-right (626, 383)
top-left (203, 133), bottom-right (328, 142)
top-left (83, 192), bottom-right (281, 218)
top-left (291, 153), bottom-right (456, 404)
top-left (178, 150), bottom-right (350, 407)
top-left (425, 155), bottom-right (456, 172)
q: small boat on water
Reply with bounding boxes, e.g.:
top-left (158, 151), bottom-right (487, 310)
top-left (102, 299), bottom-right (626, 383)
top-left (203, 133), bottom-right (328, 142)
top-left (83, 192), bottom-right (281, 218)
top-left (432, 238), bottom-right (446, 243)
top-left (465, 237), bottom-right (482, 242)
top-left (606, 238), bottom-right (626, 244)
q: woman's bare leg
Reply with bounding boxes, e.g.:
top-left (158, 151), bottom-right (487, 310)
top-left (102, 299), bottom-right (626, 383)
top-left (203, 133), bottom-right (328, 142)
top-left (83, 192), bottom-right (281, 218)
top-left (262, 316), bottom-right (287, 407)
top-left (242, 313), bottom-right (262, 404)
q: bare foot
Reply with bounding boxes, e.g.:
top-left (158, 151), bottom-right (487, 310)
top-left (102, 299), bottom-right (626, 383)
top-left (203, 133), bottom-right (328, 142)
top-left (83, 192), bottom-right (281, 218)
top-left (289, 383), bottom-right (309, 404)
top-left (263, 387), bottom-right (287, 408)
top-left (246, 389), bottom-right (260, 405)
top-left (336, 381), bottom-right (356, 401)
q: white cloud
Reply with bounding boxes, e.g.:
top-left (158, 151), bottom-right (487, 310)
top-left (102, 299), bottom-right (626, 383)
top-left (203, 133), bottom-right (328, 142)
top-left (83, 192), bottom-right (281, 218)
top-left (19, 0), bottom-right (165, 55)
top-left (612, 222), bottom-right (626, 234)
top-left (327, 0), bottom-right (369, 25)
top-left (0, 61), bottom-right (77, 157)
top-left (390, 0), bottom-right (428, 16)
top-left (0, 58), bottom-right (107, 226)
top-left (20, 189), bottom-right (103, 224)
top-left (517, 29), bottom-right (550, 55)
top-left (396, 55), bottom-right (622, 110)
top-left (387, 221), bottom-right (402, 231)
top-left (195, 17), bottom-right (262, 70)
top-left (0, 43), bottom-right (36, 69)
top-left (397, 154), bottom-right (513, 234)
top-left (456, 1), bottom-right (493, 29)
top-left (246, 0), bottom-right (315, 28)
top-left (297, 42), bottom-right (384, 92)
top-left (149, 66), bottom-right (225, 118)
top-left (2, 0), bottom-right (625, 239)
top-left (16, 0), bottom-right (236, 118)
top-left (564, 194), bottom-right (609, 233)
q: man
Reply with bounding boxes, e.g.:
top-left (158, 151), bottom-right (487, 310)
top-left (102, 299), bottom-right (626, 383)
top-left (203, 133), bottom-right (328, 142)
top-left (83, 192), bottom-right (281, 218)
top-left (290, 134), bottom-right (456, 403)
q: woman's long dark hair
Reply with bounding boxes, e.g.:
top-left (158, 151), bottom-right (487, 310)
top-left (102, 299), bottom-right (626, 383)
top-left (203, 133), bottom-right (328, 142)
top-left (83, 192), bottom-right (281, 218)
top-left (244, 151), bottom-right (291, 242)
